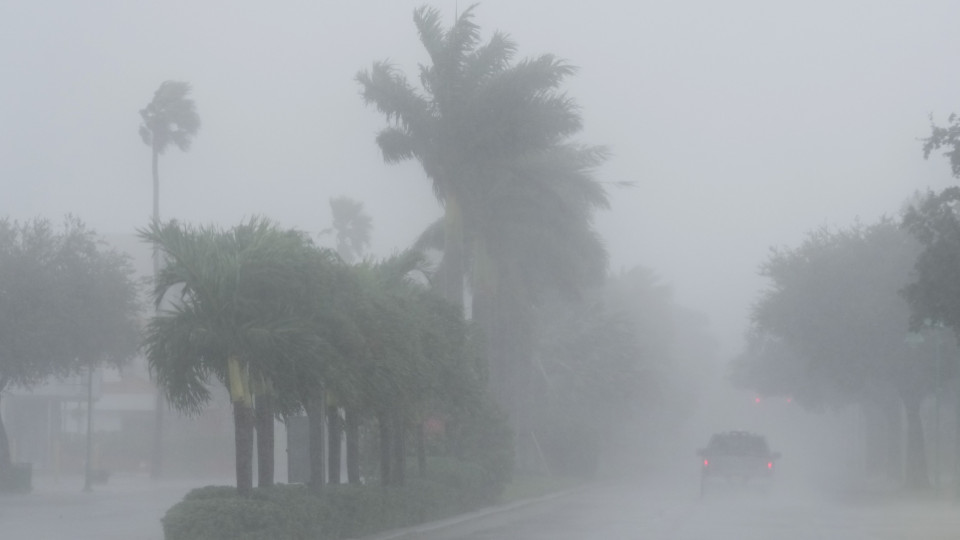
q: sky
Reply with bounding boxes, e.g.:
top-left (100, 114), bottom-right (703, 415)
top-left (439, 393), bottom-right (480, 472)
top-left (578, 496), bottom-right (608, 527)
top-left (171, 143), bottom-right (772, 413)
top-left (2, 1), bottom-right (959, 359)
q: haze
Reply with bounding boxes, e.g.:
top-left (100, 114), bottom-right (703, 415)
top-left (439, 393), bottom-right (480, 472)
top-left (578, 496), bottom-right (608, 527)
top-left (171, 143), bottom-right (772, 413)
top-left (4, 1), bottom-right (958, 357)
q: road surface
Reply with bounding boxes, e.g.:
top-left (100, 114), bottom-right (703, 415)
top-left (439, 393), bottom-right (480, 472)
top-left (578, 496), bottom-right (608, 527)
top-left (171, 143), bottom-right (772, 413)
top-left (386, 482), bottom-right (960, 540)
top-left (5, 474), bottom-right (960, 539)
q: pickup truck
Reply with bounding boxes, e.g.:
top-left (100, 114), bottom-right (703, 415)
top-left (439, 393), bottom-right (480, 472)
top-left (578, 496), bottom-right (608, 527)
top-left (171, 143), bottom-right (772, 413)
top-left (697, 431), bottom-right (780, 497)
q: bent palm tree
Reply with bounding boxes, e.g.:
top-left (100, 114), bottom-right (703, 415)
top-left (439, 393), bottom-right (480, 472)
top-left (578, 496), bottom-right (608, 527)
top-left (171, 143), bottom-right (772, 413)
top-left (139, 80), bottom-right (200, 478)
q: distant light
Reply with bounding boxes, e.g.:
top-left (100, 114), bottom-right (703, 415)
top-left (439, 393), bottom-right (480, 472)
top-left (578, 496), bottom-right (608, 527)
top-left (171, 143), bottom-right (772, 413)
top-left (755, 397), bottom-right (761, 403)
top-left (786, 397), bottom-right (792, 403)
top-left (767, 462), bottom-right (773, 469)
top-left (703, 459), bottom-right (709, 467)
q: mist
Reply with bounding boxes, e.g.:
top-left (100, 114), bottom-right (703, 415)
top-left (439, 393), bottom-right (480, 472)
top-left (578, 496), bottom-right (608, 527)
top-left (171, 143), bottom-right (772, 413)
top-left (3, 1), bottom-right (960, 539)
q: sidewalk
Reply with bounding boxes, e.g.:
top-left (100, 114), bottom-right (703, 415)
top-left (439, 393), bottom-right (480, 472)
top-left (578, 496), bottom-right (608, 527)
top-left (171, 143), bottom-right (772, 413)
top-left (0, 473), bottom-right (222, 540)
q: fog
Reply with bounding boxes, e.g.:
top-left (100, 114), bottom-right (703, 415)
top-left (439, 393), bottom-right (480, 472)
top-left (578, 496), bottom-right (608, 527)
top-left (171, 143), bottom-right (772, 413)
top-left (4, 1), bottom-right (959, 356)
top-left (4, 1), bottom-right (960, 538)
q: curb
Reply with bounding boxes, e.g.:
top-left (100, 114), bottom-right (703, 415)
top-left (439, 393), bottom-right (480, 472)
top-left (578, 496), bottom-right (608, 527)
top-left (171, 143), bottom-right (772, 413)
top-left (354, 487), bottom-right (584, 540)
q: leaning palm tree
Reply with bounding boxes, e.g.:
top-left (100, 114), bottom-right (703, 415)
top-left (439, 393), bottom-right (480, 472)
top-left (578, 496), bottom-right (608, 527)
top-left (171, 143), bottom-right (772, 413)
top-left (139, 80), bottom-right (200, 478)
top-left (139, 81), bottom-right (201, 228)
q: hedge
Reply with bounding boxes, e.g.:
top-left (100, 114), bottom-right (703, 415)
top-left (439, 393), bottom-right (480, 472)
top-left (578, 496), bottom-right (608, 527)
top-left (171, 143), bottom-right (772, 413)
top-left (162, 458), bottom-right (505, 540)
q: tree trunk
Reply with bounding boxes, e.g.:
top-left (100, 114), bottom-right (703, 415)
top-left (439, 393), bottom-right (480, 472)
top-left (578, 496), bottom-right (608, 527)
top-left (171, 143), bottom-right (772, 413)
top-left (391, 408), bottom-right (405, 486)
top-left (255, 394), bottom-right (274, 488)
top-left (233, 401), bottom-right (254, 496)
top-left (150, 144), bottom-right (165, 480)
top-left (0, 389), bottom-right (12, 475)
top-left (441, 196), bottom-right (465, 309)
top-left (379, 412), bottom-right (392, 486)
top-left (902, 393), bottom-right (930, 490)
top-left (345, 409), bottom-right (360, 484)
top-left (83, 365), bottom-right (95, 492)
top-left (307, 397), bottom-right (325, 493)
top-left (327, 406), bottom-right (342, 484)
top-left (417, 420), bottom-right (426, 478)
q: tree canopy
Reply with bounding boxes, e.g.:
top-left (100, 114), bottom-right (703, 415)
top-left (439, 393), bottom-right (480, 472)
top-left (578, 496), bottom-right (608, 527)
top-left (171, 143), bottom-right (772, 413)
top-left (0, 216), bottom-right (141, 473)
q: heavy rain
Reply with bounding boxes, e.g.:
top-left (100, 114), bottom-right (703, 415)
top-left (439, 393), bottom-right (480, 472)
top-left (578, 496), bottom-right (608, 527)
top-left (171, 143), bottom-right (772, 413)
top-left (2, 2), bottom-right (960, 539)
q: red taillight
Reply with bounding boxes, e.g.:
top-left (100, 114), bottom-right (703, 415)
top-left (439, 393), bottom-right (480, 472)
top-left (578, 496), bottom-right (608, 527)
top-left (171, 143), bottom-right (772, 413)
top-left (767, 462), bottom-right (773, 469)
top-left (703, 459), bottom-right (709, 467)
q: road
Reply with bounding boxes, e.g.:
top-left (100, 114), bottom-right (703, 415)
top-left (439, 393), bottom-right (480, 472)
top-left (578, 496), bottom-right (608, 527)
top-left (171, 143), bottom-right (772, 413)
top-left (391, 482), bottom-right (960, 540)
top-left (5, 474), bottom-right (960, 539)
top-left (0, 474), bottom-right (212, 540)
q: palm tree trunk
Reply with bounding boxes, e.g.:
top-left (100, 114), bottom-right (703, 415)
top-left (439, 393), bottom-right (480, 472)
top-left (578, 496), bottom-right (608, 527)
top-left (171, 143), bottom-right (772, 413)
top-left (233, 401), bottom-right (254, 496)
top-left (255, 394), bottom-right (274, 488)
top-left (327, 406), bottom-right (342, 484)
top-left (902, 392), bottom-right (930, 490)
top-left (150, 143), bottom-right (165, 480)
top-left (441, 196), bottom-right (465, 308)
top-left (0, 385), bottom-right (12, 476)
top-left (391, 408), bottom-right (405, 486)
top-left (378, 412), bottom-right (391, 485)
top-left (345, 409), bottom-right (360, 484)
top-left (307, 397), bottom-right (325, 493)
top-left (417, 420), bottom-right (426, 478)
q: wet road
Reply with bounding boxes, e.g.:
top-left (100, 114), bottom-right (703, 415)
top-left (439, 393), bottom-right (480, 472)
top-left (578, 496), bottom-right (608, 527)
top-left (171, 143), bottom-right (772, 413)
top-left (1, 475), bottom-right (209, 540)
top-left (403, 483), bottom-right (960, 540)
top-left (5, 475), bottom-right (960, 539)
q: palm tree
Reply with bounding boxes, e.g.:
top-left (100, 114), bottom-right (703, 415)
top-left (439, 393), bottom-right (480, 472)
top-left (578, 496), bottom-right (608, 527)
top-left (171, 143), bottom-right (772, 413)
top-left (357, 5), bottom-right (589, 308)
top-left (323, 196), bottom-right (372, 264)
top-left (358, 6), bottom-right (609, 449)
top-left (139, 81), bottom-right (201, 227)
top-left (139, 80), bottom-right (200, 478)
top-left (140, 218), bottom-right (323, 494)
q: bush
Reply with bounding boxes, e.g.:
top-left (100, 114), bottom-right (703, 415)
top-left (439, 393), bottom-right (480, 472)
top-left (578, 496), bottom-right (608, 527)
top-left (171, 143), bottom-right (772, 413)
top-left (163, 486), bottom-right (322, 540)
top-left (163, 456), bottom-right (507, 540)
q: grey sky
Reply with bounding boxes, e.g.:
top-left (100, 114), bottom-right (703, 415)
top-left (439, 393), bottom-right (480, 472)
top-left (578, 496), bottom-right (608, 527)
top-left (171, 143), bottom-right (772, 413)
top-left (2, 1), bottom-right (958, 358)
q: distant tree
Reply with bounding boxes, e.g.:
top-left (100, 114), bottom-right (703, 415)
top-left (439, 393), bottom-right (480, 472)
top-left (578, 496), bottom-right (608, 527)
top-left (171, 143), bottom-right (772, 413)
top-left (323, 197), bottom-right (372, 264)
top-left (139, 80), bottom-right (200, 478)
top-left (139, 81), bottom-right (201, 227)
top-left (742, 219), bottom-right (944, 488)
top-left (0, 217), bottom-right (140, 480)
top-left (922, 113), bottom-right (960, 178)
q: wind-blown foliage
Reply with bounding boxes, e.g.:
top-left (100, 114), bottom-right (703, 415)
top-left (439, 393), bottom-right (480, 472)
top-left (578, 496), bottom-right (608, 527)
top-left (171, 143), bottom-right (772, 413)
top-left (358, 6), bottom-right (609, 468)
top-left (139, 81), bottom-right (201, 155)
top-left (140, 218), bottom-right (329, 493)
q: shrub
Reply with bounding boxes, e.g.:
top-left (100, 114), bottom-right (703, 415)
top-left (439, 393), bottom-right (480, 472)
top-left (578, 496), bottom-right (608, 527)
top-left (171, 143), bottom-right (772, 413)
top-left (163, 456), bottom-right (508, 540)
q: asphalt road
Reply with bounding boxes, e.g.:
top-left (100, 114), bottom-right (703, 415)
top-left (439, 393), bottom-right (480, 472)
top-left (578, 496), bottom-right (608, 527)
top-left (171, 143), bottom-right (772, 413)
top-left (388, 482), bottom-right (960, 540)
top-left (5, 474), bottom-right (960, 540)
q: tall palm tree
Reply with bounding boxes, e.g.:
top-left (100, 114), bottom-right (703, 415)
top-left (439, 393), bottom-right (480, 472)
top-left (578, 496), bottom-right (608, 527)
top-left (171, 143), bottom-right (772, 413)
top-left (358, 6), bottom-right (609, 446)
top-left (139, 81), bottom-right (201, 228)
top-left (357, 5), bottom-right (589, 308)
top-left (139, 80), bottom-right (200, 478)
